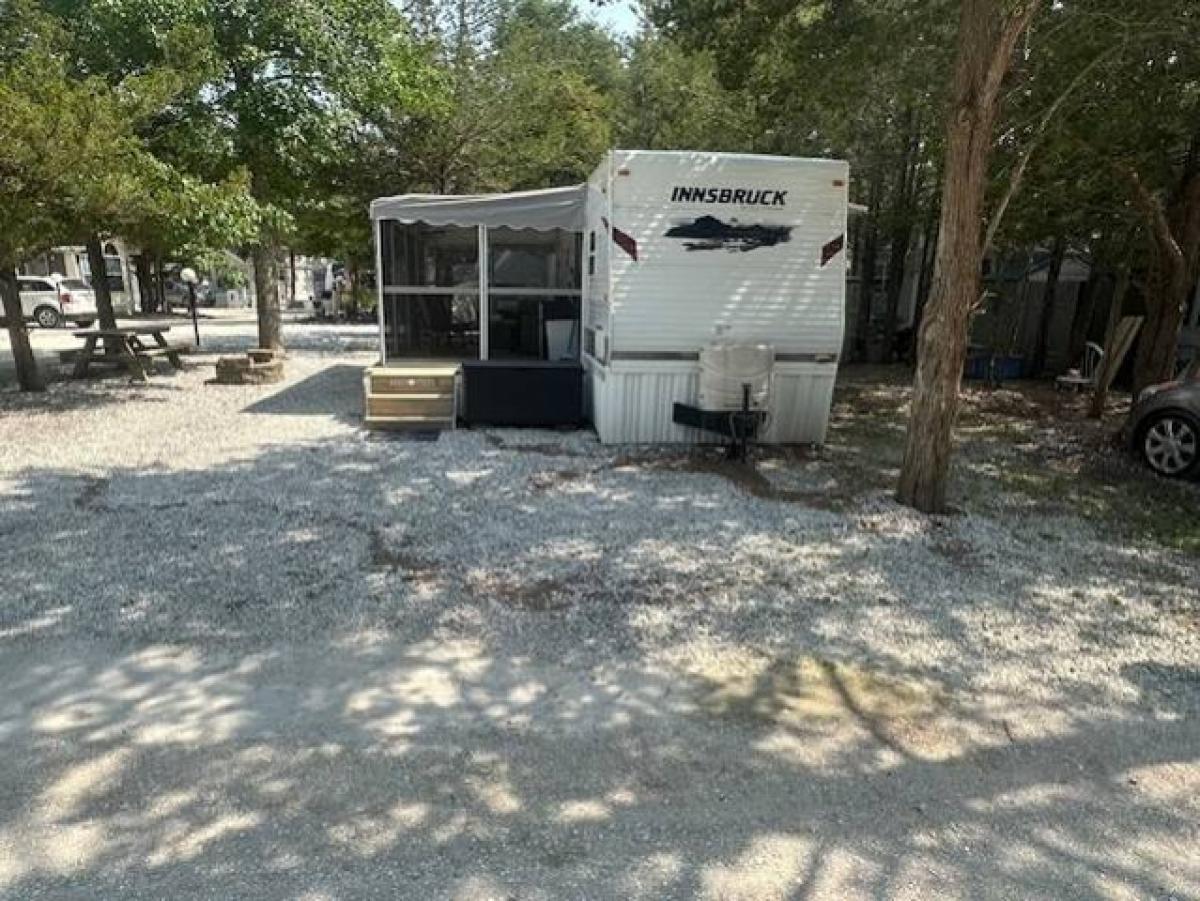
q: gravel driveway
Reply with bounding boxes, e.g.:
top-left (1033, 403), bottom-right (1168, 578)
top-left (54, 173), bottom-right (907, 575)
top-left (1, 338), bottom-right (1197, 899)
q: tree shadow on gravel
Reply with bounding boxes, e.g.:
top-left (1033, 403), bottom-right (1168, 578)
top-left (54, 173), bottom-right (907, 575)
top-left (242, 364), bottom-right (366, 425)
top-left (1, 409), bottom-right (1198, 897)
top-left (0, 634), bottom-right (1196, 900)
top-left (0, 375), bottom-right (189, 413)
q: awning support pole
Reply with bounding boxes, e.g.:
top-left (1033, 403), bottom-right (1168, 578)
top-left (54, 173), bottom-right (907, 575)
top-left (478, 224), bottom-right (489, 361)
top-left (374, 218), bottom-right (386, 364)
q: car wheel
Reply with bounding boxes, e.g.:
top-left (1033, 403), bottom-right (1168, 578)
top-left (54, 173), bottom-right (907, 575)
top-left (34, 306), bottom-right (62, 329)
top-left (74, 319), bottom-right (95, 328)
top-left (1141, 411), bottom-right (1200, 478)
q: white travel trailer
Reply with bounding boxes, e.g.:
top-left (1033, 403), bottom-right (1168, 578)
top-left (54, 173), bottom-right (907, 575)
top-left (368, 149), bottom-right (849, 444)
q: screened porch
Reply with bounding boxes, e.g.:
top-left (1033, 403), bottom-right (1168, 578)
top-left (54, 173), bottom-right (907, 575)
top-left (371, 186), bottom-right (587, 365)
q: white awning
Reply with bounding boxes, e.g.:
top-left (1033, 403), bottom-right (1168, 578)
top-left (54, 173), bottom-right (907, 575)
top-left (370, 185), bottom-right (587, 232)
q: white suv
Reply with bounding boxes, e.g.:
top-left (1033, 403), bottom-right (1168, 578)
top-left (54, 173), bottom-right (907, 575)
top-left (17, 275), bottom-right (98, 328)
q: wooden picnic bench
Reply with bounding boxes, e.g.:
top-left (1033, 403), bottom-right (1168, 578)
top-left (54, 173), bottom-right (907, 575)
top-left (69, 325), bottom-right (191, 382)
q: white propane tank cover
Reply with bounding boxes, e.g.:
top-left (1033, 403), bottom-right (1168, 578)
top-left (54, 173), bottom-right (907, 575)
top-left (698, 343), bottom-right (775, 411)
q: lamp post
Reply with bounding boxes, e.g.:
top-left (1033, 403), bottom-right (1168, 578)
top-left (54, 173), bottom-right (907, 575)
top-left (180, 267), bottom-right (201, 346)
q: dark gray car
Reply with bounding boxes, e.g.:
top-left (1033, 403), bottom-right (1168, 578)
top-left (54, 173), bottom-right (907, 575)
top-left (1126, 363), bottom-right (1200, 478)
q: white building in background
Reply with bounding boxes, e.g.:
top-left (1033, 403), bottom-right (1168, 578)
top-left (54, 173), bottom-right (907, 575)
top-left (18, 241), bottom-right (333, 315)
top-left (219, 252), bottom-right (331, 311)
top-left (18, 239), bottom-right (138, 315)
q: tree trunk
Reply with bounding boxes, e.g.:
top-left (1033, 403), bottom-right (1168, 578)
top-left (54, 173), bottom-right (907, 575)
top-left (1066, 266), bottom-right (1100, 366)
top-left (882, 113), bottom-right (922, 358)
top-left (854, 166), bottom-right (885, 361)
top-left (346, 263), bottom-right (359, 319)
top-left (1089, 265), bottom-right (1130, 419)
top-left (86, 235), bottom-right (119, 332)
top-left (232, 61), bottom-right (285, 350)
top-left (154, 255), bottom-right (166, 313)
top-left (134, 254), bottom-right (156, 314)
top-left (1031, 236), bottom-right (1066, 375)
top-left (883, 224), bottom-right (914, 361)
top-left (897, 0), bottom-right (1040, 513)
top-left (252, 242), bottom-right (283, 350)
top-left (908, 196), bottom-right (941, 362)
top-left (1133, 261), bottom-right (1190, 395)
top-left (1124, 129), bottom-right (1200, 396)
top-left (289, 250), bottom-right (297, 308)
top-left (0, 268), bottom-right (46, 392)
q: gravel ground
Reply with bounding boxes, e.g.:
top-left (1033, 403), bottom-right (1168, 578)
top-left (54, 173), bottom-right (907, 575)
top-left (1, 339), bottom-right (1198, 899)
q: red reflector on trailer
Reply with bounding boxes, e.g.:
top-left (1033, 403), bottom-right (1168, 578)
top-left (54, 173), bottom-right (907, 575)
top-left (833, 179), bottom-right (846, 187)
top-left (821, 234), bottom-right (845, 266)
top-left (617, 168), bottom-right (631, 176)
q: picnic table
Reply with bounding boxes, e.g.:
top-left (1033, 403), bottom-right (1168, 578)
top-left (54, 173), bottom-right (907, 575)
top-left (69, 325), bottom-right (190, 381)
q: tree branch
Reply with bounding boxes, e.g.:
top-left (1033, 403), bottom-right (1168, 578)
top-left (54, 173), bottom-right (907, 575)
top-left (984, 42), bottom-right (1122, 252)
top-left (981, 1), bottom-right (1042, 110)
top-left (1122, 164), bottom-right (1184, 269)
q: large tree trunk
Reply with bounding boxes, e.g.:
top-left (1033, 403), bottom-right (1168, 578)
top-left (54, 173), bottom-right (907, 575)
top-left (86, 235), bottom-right (119, 331)
top-left (233, 72), bottom-right (285, 350)
top-left (1031, 236), bottom-right (1066, 375)
top-left (897, 0), bottom-right (1040, 513)
top-left (252, 242), bottom-right (283, 350)
top-left (0, 268), bottom-right (45, 392)
top-left (1125, 165), bottom-right (1200, 397)
top-left (1133, 258), bottom-right (1191, 395)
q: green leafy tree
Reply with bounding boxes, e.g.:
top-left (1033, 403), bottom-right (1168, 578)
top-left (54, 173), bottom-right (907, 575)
top-left (0, 5), bottom-right (66, 390)
top-left (981, 0), bottom-right (1200, 396)
top-left (1061, 1), bottom-right (1200, 397)
top-left (0, 4), bottom-right (214, 385)
top-left (649, 0), bottom-right (952, 359)
top-left (618, 36), bottom-right (755, 151)
top-left (48, 0), bottom-right (438, 349)
top-left (898, 0), bottom-right (1041, 512)
top-left (117, 161), bottom-right (262, 302)
top-left (403, 0), bottom-right (619, 192)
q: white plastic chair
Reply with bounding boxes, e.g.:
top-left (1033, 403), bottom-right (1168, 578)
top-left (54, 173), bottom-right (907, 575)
top-left (1056, 341), bottom-right (1105, 392)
